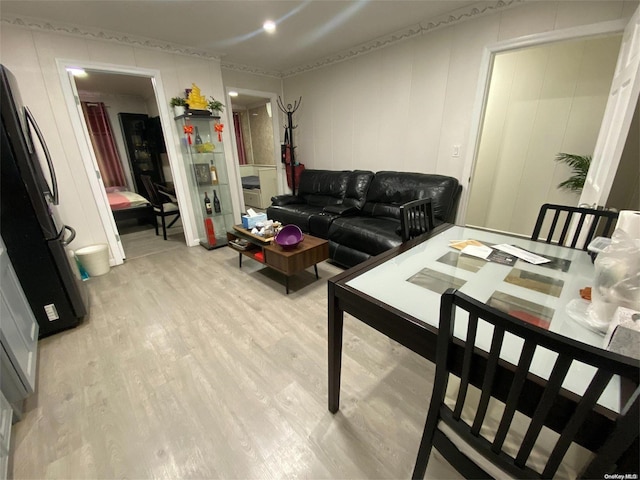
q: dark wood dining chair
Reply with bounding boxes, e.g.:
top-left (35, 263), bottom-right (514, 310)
top-left (413, 288), bottom-right (639, 480)
top-left (140, 175), bottom-right (180, 240)
top-left (400, 198), bottom-right (435, 242)
top-left (531, 203), bottom-right (619, 250)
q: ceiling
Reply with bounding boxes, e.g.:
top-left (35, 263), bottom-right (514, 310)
top-left (1, 0), bottom-right (481, 75)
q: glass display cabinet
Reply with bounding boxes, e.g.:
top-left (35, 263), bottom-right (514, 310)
top-left (175, 112), bottom-right (234, 249)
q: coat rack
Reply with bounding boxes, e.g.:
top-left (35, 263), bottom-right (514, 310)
top-left (277, 96), bottom-right (302, 194)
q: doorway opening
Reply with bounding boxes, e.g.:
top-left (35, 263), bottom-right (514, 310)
top-left (75, 71), bottom-right (185, 259)
top-left (225, 88), bottom-right (283, 212)
top-left (58, 61), bottom-right (195, 264)
top-left (465, 34), bottom-right (622, 237)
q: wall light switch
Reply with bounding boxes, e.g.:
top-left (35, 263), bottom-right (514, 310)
top-left (452, 145), bottom-right (461, 157)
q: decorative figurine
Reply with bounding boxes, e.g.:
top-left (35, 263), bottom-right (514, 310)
top-left (187, 83), bottom-right (208, 110)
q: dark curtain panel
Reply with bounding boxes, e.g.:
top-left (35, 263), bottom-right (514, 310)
top-left (81, 101), bottom-right (126, 187)
top-left (233, 112), bottom-right (247, 165)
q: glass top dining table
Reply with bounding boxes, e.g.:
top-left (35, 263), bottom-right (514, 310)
top-left (327, 224), bottom-right (621, 416)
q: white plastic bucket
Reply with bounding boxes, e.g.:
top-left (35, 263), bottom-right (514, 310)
top-left (75, 244), bottom-right (110, 277)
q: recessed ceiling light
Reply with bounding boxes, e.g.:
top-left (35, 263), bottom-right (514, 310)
top-left (263, 20), bottom-right (276, 33)
top-left (67, 68), bottom-right (87, 77)
top-left (229, 91), bottom-right (239, 97)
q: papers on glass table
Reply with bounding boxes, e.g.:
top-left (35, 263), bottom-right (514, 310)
top-left (449, 240), bottom-right (550, 266)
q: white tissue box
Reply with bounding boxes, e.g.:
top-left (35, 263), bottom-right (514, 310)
top-left (242, 213), bottom-right (267, 229)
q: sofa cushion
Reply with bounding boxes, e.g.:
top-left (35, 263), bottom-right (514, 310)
top-left (270, 194), bottom-right (303, 206)
top-left (298, 170), bottom-right (350, 207)
top-left (328, 216), bottom-right (402, 256)
top-left (308, 212), bottom-right (339, 239)
top-left (343, 170), bottom-right (374, 209)
top-left (363, 171), bottom-right (460, 222)
top-left (266, 204), bottom-right (324, 232)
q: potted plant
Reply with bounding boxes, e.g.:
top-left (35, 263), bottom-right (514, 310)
top-left (207, 97), bottom-right (225, 115)
top-left (555, 153), bottom-right (591, 193)
top-left (170, 96), bottom-right (187, 117)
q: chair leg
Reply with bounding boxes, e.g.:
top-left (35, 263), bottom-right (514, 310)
top-left (167, 213), bottom-right (180, 229)
top-left (161, 216), bottom-right (167, 240)
top-left (153, 215), bottom-right (159, 236)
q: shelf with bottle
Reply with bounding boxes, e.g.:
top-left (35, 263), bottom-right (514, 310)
top-left (175, 114), bottom-right (234, 250)
top-left (199, 188), bottom-right (232, 250)
top-left (198, 187), bottom-right (232, 216)
top-left (202, 189), bottom-right (223, 215)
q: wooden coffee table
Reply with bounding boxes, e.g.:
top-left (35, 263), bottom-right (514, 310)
top-left (227, 226), bottom-right (329, 294)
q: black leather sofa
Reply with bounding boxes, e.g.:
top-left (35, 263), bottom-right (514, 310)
top-left (267, 169), bottom-right (461, 268)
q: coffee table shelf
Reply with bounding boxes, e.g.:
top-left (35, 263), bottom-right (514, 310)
top-left (227, 225), bottom-right (329, 294)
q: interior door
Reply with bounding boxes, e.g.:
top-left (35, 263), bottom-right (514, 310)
top-left (579, 6), bottom-right (640, 208)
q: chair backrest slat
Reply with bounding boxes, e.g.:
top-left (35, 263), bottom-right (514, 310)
top-left (570, 213), bottom-right (588, 248)
top-left (492, 339), bottom-right (537, 453)
top-left (413, 288), bottom-right (639, 480)
top-left (581, 393), bottom-right (640, 478)
top-left (602, 216), bottom-right (616, 237)
top-left (453, 313), bottom-right (479, 421)
top-left (585, 213), bottom-right (601, 246)
top-left (515, 354), bottom-right (573, 468)
top-left (400, 198), bottom-right (435, 242)
top-left (557, 211), bottom-right (572, 245)
top-left (543, 369), bottom-right (613, 477)
top-left (140, 174), bottom-right (162, 207)
top-left (471, 325), bottom-right (504, 436)
top-left (532, 203), bottom-right (619, 251)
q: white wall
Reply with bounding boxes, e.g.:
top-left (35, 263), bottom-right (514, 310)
top-left (0, 23), bottom-right (232, 256)
top-left (466, 35), bottom-right (621, 235)
top-left (282, 1), bottom-right (635, 203)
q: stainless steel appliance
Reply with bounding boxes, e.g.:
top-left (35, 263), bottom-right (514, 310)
top-left (0, 64), bottom-right (89, 338)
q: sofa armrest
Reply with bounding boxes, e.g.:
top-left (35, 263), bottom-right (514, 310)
top-left (271, 194), bottom-right (303, 206)
top-left (323, 205), bottom-right (359, 215)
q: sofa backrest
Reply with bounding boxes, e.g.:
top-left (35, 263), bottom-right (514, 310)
top-left (363, 171), bottom-right (461, 221)
top-left (298, 169), bottom-right (350, 206)
top-left (343, 170), bottom-right (374, 209)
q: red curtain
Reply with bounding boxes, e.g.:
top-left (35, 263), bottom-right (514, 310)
top-left (81, 102), bottom-right (126, 187)
top-left (233, 112), bottom-right (247, 165)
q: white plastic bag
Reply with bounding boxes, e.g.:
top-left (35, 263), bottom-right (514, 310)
top-left (587, 226), bottom-right (640, 332)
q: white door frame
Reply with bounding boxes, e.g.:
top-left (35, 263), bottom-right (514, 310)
top-left (579, 6), bottom-right (640, 208)
top-left (459, 19), bottom-right (627, 224)
top-left (224, 87), bottom-right (283, 212)
top-left (56, 59), bottom-right (199, 265)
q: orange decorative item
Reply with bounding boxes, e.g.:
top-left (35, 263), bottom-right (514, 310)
top-left (183, 124), bottom-right (194, 145)
top-left (204, 218), bottom-right (216, 247)
top-left (214, 123), bottom-right (224, 142)
top-left (580, 287), bottom-right (592, 301)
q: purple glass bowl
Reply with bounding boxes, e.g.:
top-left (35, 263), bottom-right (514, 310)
top-left (275, 224), bottom-right (304, 250)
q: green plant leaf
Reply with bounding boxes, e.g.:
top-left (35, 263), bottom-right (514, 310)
top-left (555, 153), bottom-right (591, 192)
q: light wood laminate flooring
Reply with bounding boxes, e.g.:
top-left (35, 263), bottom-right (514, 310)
top-left (119, 220), bottom-right (184, 261)
top-left (10, 242), bottom-right (436, 479)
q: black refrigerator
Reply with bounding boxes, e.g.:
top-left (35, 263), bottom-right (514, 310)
top-left (1, 64), bottom-right (89, 338)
